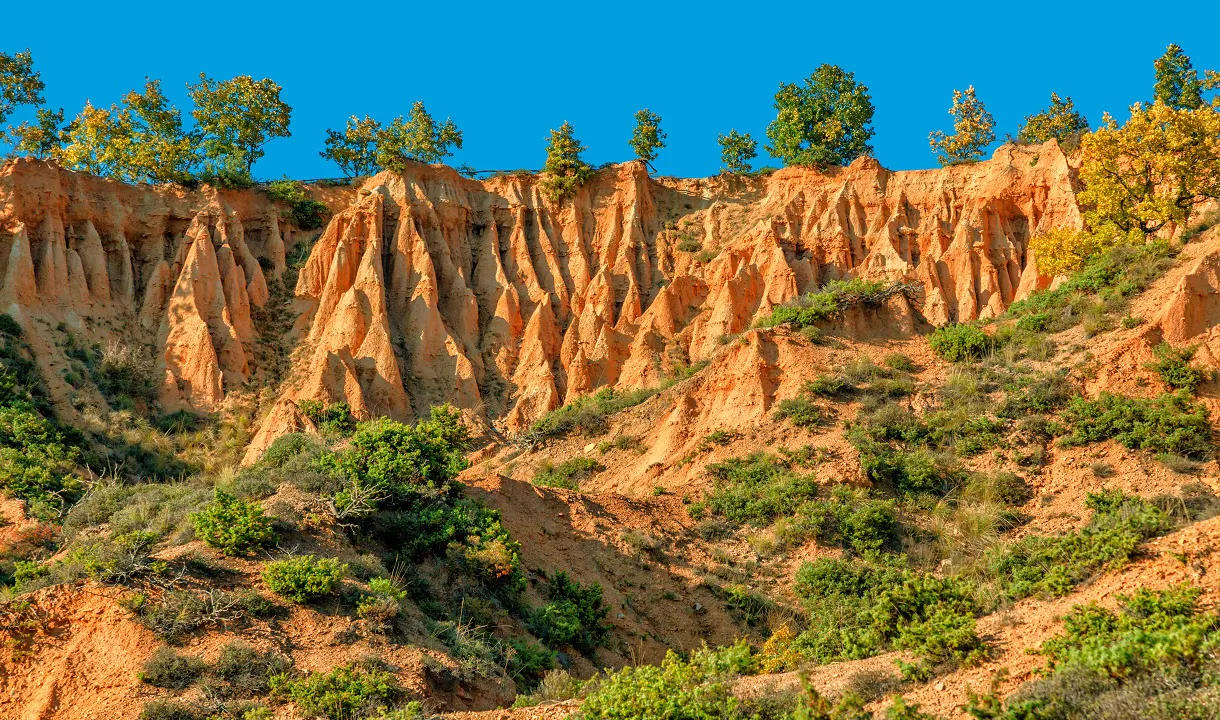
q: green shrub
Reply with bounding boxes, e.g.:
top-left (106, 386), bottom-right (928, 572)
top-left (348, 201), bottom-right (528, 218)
top-left (518, 387), bottom-right (657, 446)
top-left (775, 395), bottom-right (822, 428)
top-left (928, 324), bottom-right (989, 362)
top-left (269, 661), bottom-right (403, 720)
top-left (756, 279), bottom-right (915, 329)
top-left (267, 179), bottom-right (330, 230)
top-left (297, 400), bottom-right (355, 435)
top-left (190, 490), bottom-right (275, 556)
top-left (213, 641), bottom-right (292, 695)
top-left (262, 555), bottom-right (347, 603)
top-left (782, 486), bottom-right (898, 556)
top-left (805, 374), bottom-right (855, 397)
top-left (532, 457), bottom-right (603, 490)
top-left (1147, 342), bottom-right (1209, 392)
top-left (1061, 391), bottom-right (1211, 458)
top-left (883, 353), bottom-right (919, 373)
top-left (982, 490), bottom-right (1170, 601)
top-left (260, 433), bottom-right (324, 468)
top-left (530, 571), bottom-right (609, 654)
top-left (577, 650), bottom-right (736, 720)
top-left (703, 452), bottom-right (819, 525)
top-left (138, 647), bottom-right (206, 689)
top-left (138, 701), bottom-right (204, 720)
top-left (506, 639), bottom-right (556, 692)
top-left (356, 577), bottom-right (407, 629)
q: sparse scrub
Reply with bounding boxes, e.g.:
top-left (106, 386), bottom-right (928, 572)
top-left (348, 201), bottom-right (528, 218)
top-left (139, 647), bottom-right (206, 689)
top-left (269, 660), bottom-right (404, 720)
top-left (1061, 391), bottom-right (1211, 459)
top-left (756, 279), bottom-right (918, 330)
top-left (1147, 342), bottom-right (1208, 392)
top-left (532, 457), bottom-right (603, 490)
top-left (517, 387), bottom-right (656, 447)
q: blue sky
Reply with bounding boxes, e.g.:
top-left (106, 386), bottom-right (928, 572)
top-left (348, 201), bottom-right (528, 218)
top-left (3, 1), bottom-right (1218, 180)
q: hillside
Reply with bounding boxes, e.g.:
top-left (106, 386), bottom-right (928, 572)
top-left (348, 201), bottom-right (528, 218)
top-left (3, 144), bottom-right (1220, 720)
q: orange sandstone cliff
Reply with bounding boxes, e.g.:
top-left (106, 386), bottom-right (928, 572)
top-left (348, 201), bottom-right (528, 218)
top-left (0, 142), bottom-right (1082, 457)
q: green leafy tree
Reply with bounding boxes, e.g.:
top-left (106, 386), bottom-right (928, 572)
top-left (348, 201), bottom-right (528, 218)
top-left (717, 129), bottom-right (757, 174)
top-left (376, 101), bottom-right (462, 171)
top-left (540, 120), bottom-right (593, 203)
top-left (765, 64), bottom-right (875, 168)
top-left (0, 49), bottom-right (44, 130)
top-left (1018, 93), bottom-right (1089, 144)
top-left (929, 86), bottom-right (996, 165)
top-left (187, 74), bottom-right (291, 181)
top-left (628, 108), bottom-right (665, 164)
top-left (10, 107), bottom-right (64, 158)
top-left (59, 80), bottom-right (196, 183)
top-left (320, 114), bottom-right (381, 177)
top-left (1152, 44), bottom-right (1218, 110)
top-left (114, 79), bottom-right (197, 183)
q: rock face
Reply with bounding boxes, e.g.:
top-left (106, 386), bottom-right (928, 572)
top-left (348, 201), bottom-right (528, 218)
top-left (0, 144), bottom-right (1082, 455)
top-left (0, 159), bottom-right (336, 413)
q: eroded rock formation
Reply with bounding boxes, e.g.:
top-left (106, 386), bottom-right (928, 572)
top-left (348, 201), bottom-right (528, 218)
top-left (0, 144), bottom-right (1083, 457)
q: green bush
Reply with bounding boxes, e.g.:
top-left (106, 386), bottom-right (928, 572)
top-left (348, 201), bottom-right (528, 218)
top-left (532, 457), bottom-right (604, 490)
top-left (577, 650), bottom-right (736, 720)
top-left (982, 490), bottom-right (1170, 601)
top-left (267, 179), bottom-right (330, 230)
top-left (297, 400), bottom-right (355, 435)
top-left (756, 278), bottom-right (913, 330)
top-left (260, 432), bottom-right (324, 468)
top-left (138, 647), bottom-right (206, 689)
top-left (530, 571), bottom-right (609, 654)
top-left (213, 641), bottom-right (292, 695)
top-left (262, 555), bottom-right (347, 603)
top-left (775, 395), bottom-right (823, 428)
top-left (781, 486), bottom-right (898, 556)
top-left (884, 353), bottom-right (919, 373)
top-left (702, 452), bottom-right (819, 525)
top-left (190, 490), bottom-right (275, 556)
top-left (979, 585), bottom-right (1220, 718)
top-left (1147, 342), bottom-right (1208, 392)
top-left (138, 701), bottom-right (204, 720)
top-left (518, 387), bottom-right (657, 446)
top-left (928, 324), bottom-right (989, 362)
top-left (269, 661), bottom-right (403, 720)
top-left (1061, 391), bottom-right (1211, 458)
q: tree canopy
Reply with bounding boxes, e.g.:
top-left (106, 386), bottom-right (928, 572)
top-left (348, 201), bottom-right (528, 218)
top-left (629, 109), bottom-right (666, 164)
top-left (718, 130), bottom-right (757, 175)
top-left (188, 74), bottom-right (292, 181)
top-left (540, 121), bottom-right (592, 204)
top-left (765, 64), bottom-right (875, 168)
top-left (1153, 44), bottom-right (1218, 110)
top-left (0, 49), bottom-right (44, 128)
top-left (320, 115), bottom-right (382, 177)
top-left (1018, 93), bottom-right (1089, 144)
top-left (928, 86), bottom-right (996, 165)
top-left (376, 101), bottom-right (462, 171)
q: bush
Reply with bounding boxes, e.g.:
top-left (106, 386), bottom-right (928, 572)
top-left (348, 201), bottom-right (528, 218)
top-left (1147, 342), bottom-right (1208, 392)
top-left (928, 324), bottom-right (989, 362)
top-left (138, 701), bottom-right (204, 720)
top-left (577, 650), bottom-right (735, 720)
top-left (781, 486), bottom-right (898, 557)
top-left (267, 179), bottom-right (330, 230)
top-left (756, 279), bottom-right (915, 329)
top-left (518, 387), bottom-right (656, 446)
top-left (262, 555), bottom-right (347, 603)
top-left (1061, 391), bottom-right (1211, 459)
top-left (982, 490), bottom-right (1170, 601)
top-left (702, 452), bottom-right (819, 525)
top-left (190, 490), bottom-right (275, 556)
top-left (269, 661), bottom-right (403, 720)
top-left (883, 353), bottom-right (918, 373)
top-left (530, 571), bottom-right (609, 654)
top-left (532, 457), bottom-right (603, 490)
top-left (213, 641), bottom-right (292, 695)
top-left (297, 399), bottom-right (355, 435)
top-left (775, 395), bottom-right (822, 428)
top-left (138, 647), bottom-right (206, 689)
top-left (260, 432), bottom-right (324, 468)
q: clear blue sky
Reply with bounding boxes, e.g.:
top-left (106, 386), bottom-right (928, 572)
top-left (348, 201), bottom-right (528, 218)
top-left (4, 1), bottom-right (1218, 180)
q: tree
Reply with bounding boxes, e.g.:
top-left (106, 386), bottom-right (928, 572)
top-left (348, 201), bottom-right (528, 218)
top-left (764, 64), bottom-right (875, 168)
top-left (321, 115), bottom-right (382, 177)
top-left (113, 79), bottom-right (197, 183)
top-left (59, 101), bottom-right (120, 176)
top-left (9, 107), bottom-right (64, 158)
top-left (1018, 93), bottom-right (1089, 144)
top-left (929, 86), bottom-right (996, 166)
top-left (540, 121), bottom-right (592, 204)
top-left (188, 74), bottom-right (291, 181)
top-left (376, 101), bottom-right (462, 171)
top-left (0, 49), bottom-right (44, 128)
top-left (59, 80), bottom-right (196, 183)
top-left (1152, 44), bottom-right (1218, 110)
top-left (718, 129), bottom-right (757, 174)
top-left (1078, 100), bottom-right (1220, 237)
top-left (628, 109), bottom-right (665, 164)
